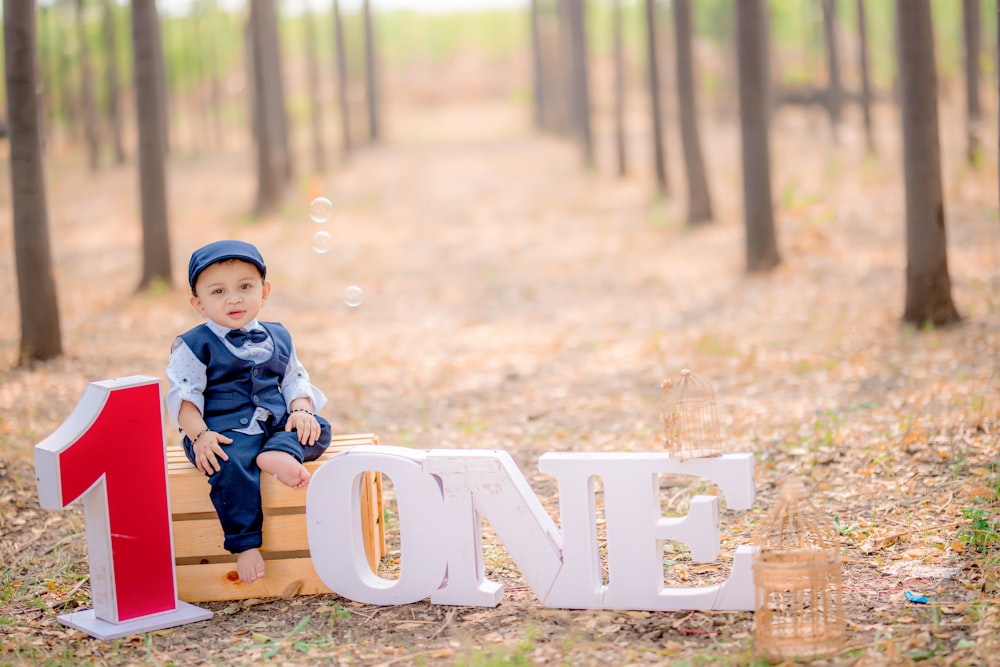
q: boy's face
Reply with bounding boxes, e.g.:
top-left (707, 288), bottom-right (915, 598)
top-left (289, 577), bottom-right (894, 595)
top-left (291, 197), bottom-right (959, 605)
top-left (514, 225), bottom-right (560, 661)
top-left (190, 259), bottom-right (271, 329)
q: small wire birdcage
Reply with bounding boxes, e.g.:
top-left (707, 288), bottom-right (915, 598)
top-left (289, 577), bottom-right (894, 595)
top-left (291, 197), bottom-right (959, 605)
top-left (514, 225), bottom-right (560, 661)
top-left (661, 369), bottom-right (723, 459)
top-left (753, 477), bottom-right (845, 661)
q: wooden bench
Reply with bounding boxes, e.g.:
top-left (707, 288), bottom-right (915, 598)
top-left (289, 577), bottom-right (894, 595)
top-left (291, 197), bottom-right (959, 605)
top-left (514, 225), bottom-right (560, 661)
top-left (167, 433), bottom-right (385, 602)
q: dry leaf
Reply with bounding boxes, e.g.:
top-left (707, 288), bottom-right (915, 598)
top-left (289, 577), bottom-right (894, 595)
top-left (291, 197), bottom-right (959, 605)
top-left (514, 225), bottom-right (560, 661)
top-left (279, 579), bottom-right (303, 600)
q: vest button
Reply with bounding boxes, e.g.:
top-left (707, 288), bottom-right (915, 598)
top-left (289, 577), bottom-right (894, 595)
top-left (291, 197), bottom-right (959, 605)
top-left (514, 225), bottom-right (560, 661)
top-left (252, 368), bottom-right (259, 377)
top-left (253, 395), bottom-right (260, 403)
top-left (240, 417), bottom-right (249, 425)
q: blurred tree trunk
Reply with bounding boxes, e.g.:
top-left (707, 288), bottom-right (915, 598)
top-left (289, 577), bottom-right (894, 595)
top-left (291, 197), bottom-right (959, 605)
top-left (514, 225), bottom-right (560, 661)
top-left (821, 0), bottom-right (842, 142)
top-left (895, 0), bottom-right (960, 327)
top-left (188, 2), bottom-right (212, 149)
top-left (249, 0), bottom-right (289, 214)
top-left (567, 0), bottom-right (592, 167)
top-left (554, 0), bottom-right (573, 135)
top-left (333, 0), bottom-right (352, 160)
top-left (153, 4), bottom-right (170, 155)
top-left (530, 0), bottom-right (546, 131)
top-left (304, 7), bottom-right (325, 174)
top-left (674, 0), bottom-right (712, 225)
top-left (75, 0), bottom-right (101, 170)
top-left (736, 0), bottom-right (779, 272)
top-left (4, 0), bottom-right (63, 362)
top-left (362, 0), bottom-right (380, 143)
top-left (267, 4), bottom-right (293, 181)
top-left (202, 1), bottom-right (224, 149)
top-left (210, 11), bottom-right (224, 148)
top-left (57, 6), bottom-right (80, 144)
top-left (133, 0), bottom-right (172, 288)
top-left (856, 0), bottom-right (874, 154)
top-left (963, 0), bottom-right (981, 164)
top-left (102, 0), bottom-right (126, 164)
top-left (644, 0), bottom-right (667, 196)
top-left (612, 0), bottom-right (626, 177)
top-left (248, 2), bottom-right (292, 180)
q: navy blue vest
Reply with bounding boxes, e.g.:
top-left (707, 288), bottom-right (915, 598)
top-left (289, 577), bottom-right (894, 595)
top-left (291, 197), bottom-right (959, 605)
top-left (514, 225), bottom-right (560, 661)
top-left (180, 322), bottom-right (293, 432)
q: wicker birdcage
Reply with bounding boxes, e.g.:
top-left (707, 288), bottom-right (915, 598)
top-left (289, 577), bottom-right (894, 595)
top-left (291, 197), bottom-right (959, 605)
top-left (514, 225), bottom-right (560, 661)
top-left (753, 477), bottom-right (846, 661)
top-left (661, 369), bottom-right (723, 459)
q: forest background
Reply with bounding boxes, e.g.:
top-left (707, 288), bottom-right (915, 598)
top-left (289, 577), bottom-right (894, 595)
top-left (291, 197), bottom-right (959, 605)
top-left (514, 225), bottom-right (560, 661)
top-left (1, 1), bottom-right (999, 665)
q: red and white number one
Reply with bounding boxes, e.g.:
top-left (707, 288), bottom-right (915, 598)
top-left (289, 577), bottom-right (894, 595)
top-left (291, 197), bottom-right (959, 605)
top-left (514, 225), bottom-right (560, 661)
top-left (35, 376), bottom-right (211, 639)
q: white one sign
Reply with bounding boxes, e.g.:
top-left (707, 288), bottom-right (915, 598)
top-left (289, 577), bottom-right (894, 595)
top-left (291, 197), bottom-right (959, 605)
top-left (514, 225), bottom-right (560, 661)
top-left (307, 445), bottom-right (756, 611)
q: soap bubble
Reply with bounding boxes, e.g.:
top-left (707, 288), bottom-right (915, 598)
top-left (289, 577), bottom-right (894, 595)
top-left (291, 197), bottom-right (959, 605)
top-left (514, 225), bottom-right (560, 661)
top-left (310, 197), bottom-right (333, 223)
top-left (343, 285), bottom-right (363, 308)
top-left (311, 230), bottom-right (333, 254)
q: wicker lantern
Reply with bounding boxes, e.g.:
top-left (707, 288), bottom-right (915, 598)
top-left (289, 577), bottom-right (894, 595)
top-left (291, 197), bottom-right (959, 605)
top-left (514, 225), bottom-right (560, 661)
top-left (753, 477), bottom-right (845, 661)
top-left (661, 369), bottom-right (723, 459)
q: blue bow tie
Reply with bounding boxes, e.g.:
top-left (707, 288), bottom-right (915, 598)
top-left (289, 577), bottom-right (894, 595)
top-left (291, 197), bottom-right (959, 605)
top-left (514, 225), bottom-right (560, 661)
top-left (226, 328), bottom-right (268, 347)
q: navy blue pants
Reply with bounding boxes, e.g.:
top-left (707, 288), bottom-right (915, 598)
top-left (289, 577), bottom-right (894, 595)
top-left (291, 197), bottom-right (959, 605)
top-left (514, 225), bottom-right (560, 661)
top-left (183, 416), bottom-right (332, 553)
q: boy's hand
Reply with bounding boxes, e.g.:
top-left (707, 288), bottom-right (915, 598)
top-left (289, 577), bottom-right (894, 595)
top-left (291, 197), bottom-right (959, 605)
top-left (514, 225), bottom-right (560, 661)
top-left (286, 411), bottom-right (320, 446)
top-left (193, 431), bottom-right (233, 475)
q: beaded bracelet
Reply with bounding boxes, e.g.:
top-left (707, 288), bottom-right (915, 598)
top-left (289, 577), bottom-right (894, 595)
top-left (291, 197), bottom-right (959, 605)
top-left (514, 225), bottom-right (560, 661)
top-left (290, 408), bottom-right (314, 416)
top-left (190, 427), bottom-right (209, 444)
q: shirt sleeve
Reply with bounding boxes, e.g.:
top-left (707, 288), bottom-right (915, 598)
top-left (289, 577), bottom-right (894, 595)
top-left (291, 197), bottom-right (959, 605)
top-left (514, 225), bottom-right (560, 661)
top-left (165, 338), bottom-right (207, 426)
top-left (281, 343), bottom-right (328, 415)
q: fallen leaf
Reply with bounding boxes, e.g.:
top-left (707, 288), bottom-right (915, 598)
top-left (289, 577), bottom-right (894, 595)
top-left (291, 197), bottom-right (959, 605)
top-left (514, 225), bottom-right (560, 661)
top-left (279, 579), bottom-right (303, 600)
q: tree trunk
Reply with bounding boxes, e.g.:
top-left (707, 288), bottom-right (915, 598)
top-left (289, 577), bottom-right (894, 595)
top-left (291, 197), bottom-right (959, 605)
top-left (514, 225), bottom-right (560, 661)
top-left (191, 7), bottom-right (210, 150)
top-left (102, 0), bottom-right (126, 164)
top-left (895, 0), bottom-right (960, 326)
top-left (736, 0), bottom-right (779, 272)
top-left (304, 7), bottom-right (325, 174)
top-left (132, 0), bottom-right (173, 289)
top-left (4, 0), bottom-right (63, 362)
top-left (530, 0), bottom-right (546, 131)
top-left (821, 0), bottom-right (842, 142)
top-left (856, 0), bottom-right (875, 154)
top-left (204, 3), bottom-right (224, 149)
top-left (75, 0), bottom-right (101, 170)
top-left (152, 4), bottom-right (170, 155)
top-left (265, 3), bottom-right (293, 182)
top-left (57, 6), bottom-right (81, 144)
top-left (362, 0), bottom-right (380, 143)
top-left (249, 0), bottom-right (289, 214)
top-left (674, 0), bottom-right (712, 225)
top-left (963, 0), bottom-right (981, 164)
top-left (555, 0), bottom-right (574, 136)
top-left (567, 0), bottom-right (592, 167)
top-left (333, 0), bottom-right (352, 160)
top-left (612, 0), bottom-right (626, 177)
top-left (644, 0), bottom-right (667, 196)
top-left (246, 2), bottom-right (291, 181)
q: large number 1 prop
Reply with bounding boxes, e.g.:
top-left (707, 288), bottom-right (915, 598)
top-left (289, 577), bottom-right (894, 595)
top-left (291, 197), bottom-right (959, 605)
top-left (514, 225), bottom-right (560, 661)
top-left (34, 375), bottom-right (211, 640)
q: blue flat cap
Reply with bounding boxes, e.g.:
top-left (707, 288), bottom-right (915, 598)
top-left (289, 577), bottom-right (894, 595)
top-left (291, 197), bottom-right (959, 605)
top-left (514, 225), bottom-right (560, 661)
top-left (188, 240), bottom-right (267, 290)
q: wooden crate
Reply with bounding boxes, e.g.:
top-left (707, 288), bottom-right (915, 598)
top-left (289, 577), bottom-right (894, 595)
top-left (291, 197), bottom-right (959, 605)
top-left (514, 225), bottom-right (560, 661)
top-left (167, 433), bottom-right (384, 602)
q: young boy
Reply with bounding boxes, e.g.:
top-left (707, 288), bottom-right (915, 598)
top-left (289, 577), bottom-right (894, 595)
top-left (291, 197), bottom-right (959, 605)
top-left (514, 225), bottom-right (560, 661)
top-left (166, 240), bottom-right (332, 584)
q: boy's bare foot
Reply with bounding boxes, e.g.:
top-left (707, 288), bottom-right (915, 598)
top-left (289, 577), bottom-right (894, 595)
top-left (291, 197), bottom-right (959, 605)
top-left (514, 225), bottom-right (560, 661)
top-left (236, 548), bottom-right (266, 584)
top-left (257, 450), bottom-right (311, 489)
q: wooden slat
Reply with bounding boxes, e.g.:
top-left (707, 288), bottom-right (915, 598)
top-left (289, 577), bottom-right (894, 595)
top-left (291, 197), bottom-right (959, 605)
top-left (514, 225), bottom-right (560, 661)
top-left (175, 557), bottom-right (331, 602)
top-left (173, 514), bottom-right (312, 558)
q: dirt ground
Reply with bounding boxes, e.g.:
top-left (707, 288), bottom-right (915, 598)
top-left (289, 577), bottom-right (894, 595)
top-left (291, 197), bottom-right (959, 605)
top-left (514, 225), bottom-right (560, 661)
top-left (1, 87), bottom-right (999, 666)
